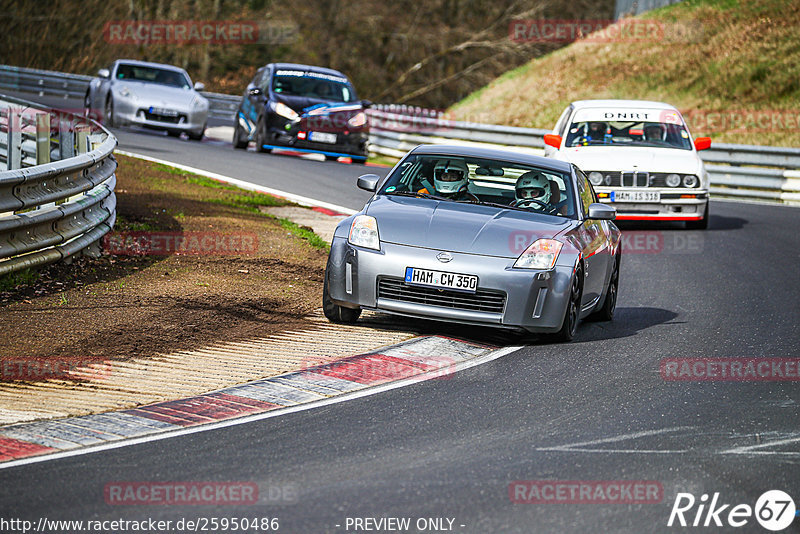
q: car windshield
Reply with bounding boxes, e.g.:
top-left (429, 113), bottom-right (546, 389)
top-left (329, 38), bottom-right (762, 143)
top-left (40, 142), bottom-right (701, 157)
top-left (272, 71), bottom-right (356, 102)
top-left (378, 154), bottom-right (577, 219)
top-left (565, 118), bottom-right (693, 150)
top-left (115, 64), bottom-right (192, 89)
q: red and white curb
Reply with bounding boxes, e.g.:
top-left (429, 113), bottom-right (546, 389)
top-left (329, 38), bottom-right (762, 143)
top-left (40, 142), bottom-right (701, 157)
top-left (0, 336), bottom-right (520, 468)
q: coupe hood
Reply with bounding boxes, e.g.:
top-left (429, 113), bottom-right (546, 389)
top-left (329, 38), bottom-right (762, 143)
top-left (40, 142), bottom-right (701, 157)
top-left (365, 196), bottom-right (573, 258)
top-left (116, 81), bottom-right (198, 108)
top-left (556, 146), bottom-right (702, 174)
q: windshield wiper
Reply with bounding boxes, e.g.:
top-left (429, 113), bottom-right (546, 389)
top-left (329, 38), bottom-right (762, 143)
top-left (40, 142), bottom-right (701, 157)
top-left (384, 190), bottom-right (451, 202)
top-left (456, 199), bottom-right (528, 212)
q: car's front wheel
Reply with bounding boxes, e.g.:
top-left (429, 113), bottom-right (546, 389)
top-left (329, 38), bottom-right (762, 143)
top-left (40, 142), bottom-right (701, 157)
top-left (322, 269), bottom-right (361, 324)
top-left (254, 115), bottom-right (272, 153)
top-left (588, 251), bottom-right (619, 322)
top-left (548, 265), bottom-right (583, 343)
top-left (104, 97), bottom-right (115, 127)
top-left (233, 119), bottom-right (248, 149)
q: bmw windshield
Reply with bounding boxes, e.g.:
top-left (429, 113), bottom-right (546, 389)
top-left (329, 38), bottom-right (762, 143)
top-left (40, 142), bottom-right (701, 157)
top-left (378, 154), bottom-right (578, 219)
top-left (565, 109), bottom-right (692, 150)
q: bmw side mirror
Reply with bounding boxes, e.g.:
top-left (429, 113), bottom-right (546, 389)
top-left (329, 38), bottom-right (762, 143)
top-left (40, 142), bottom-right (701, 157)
top-left (248, 87), bottom-right (263, 97)
top-left (587, 203), bottom-right (616, 220)
top-left (193, 82), bottom-right (206, 92)
top-left (694, 137), bottom-right (711, 151)
top-left (98, 68), bottom-right (110, 79)
top-left (361, 99), bottom-right (373, 109)
top-left (543, 134), bottom-right (562, 149)
top-left (357, 174), bottom-right (380, 192)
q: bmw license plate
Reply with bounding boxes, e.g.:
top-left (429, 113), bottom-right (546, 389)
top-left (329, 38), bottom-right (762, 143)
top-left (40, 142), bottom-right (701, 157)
top-left (405, 267), bottom-right (478, 292)
top-left (610, 190), bottom-right (660, 203)
top-left (309, 131), bottom-right (337, 144)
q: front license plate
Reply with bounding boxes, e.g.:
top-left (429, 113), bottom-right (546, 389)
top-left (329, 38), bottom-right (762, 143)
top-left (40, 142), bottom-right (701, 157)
top-left (308, 131), bottom-right (337, 144)
top-left (149, 107), bottom-right (178, 117)
top-left (404, 267), bottom-right (478, 292)
top-left (610, 190), bottom-right (661, 203)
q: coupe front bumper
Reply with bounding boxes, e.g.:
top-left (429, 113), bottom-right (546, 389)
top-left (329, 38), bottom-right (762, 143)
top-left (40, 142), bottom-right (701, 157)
top-left (326, 237), bottom-right (576, 333)
top-left (113, 97), bottom-right (208, 134)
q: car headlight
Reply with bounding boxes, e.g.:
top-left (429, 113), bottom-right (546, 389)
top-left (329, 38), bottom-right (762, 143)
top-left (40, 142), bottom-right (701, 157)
top-left (682, 174), bottom-right (699, 188)
top-left (192, 96), bottom-right (208, 110)
top-left (348, 112), bottom-right (367, 128)
top-left (348, 215), bottom-right (380, 250)
top-left (588, 172), bottom-right (604, 186)
top-left (665, 173), bottom-right (681, 187)
top-left (118, 86), bottom-right (134, 99)
top-left (272, 102), bottom-right (299, 121)
top-left (513, 239), bottom-right (563, 270)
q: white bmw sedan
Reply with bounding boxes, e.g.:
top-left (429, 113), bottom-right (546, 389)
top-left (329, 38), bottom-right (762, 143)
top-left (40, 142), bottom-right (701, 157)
top-left (544, 99), bottom-right (711, 229)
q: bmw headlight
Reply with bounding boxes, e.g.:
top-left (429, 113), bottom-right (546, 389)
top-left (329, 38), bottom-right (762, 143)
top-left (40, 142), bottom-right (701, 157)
top-left (514, 239), bottom-right (563, 270)
top-left (588, 172), bottom-right (604, 186)
top-left (348, 215), bottom-right (380, 250)
top-left (665, 173), bottom-right (681, 187)
top-left (348, 112), bottom-right (367, 128)
top-left (272, 102), bottom-right (299, 121)
top-left (682, 174), bottom-right (699, 188)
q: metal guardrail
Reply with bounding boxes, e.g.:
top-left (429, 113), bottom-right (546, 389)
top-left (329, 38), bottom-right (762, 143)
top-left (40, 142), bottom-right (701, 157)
top-left (1, 65), bottom-right (798, 204)
top-left (0, 94), bottom-right (117, 276)
top-left (366, 105), bottom-right (800, 204)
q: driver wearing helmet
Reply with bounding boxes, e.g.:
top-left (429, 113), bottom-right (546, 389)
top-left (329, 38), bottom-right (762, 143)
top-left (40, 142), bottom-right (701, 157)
top-left (576, 121), bottom-right (608, 145)
top-left (418, 159), bottom-right (472, 199)
top-left (512, 171), bottom-right (567, 214)
top-left (643, 123), bottom-right (666, 142)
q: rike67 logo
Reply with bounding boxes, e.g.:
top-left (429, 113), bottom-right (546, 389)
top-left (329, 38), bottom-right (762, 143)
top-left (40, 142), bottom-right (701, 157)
top-left (668, 490), bottom-right (796, 531)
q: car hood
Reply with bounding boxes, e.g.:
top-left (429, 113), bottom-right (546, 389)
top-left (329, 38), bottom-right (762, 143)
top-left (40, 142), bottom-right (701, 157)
top-left (365, 195), bottom-right (574, 258)
top-left (276, 94), bottom-right (360, 115)
top-left (114, 81), bottom-right (198, 107)
top-left (555, 146), bottom-right (702, 174)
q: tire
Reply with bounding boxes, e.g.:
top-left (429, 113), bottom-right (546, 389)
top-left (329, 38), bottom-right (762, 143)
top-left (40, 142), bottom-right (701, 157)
top-left (84, 92), bottom-right (94, 121)
top-left (233, 119), bottom-right (248, 149)
top-left (167, 130), bottom-right (181, 138)
top-left (588, 251), bottom-right (619, 322)
top-left (548, 265), bottom-right (583, 343)
top-left (188, 127), bottom-right (205, 141)
top-left (322, 268), bottom-right (361, 324)
top-left (104, 97), bottom-right (114, 127)
top-left (254, 115), bottom-right (272, 153)
top-left (686, 202), bottom-right (709, 230)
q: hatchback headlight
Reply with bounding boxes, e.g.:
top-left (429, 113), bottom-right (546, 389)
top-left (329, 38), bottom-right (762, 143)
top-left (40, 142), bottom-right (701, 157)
top-left (514, 239), bottom-right (563, 270)
top-left (348, 215), bottom-right (380, 250)
top-left (272, 102), bottom-right (299, 121)
top-left (348, 112), bottom-right (367, 128)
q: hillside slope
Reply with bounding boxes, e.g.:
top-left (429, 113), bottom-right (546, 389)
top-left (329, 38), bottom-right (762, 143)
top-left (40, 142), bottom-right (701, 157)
top-left (449, 0), bottom-right (800, 146)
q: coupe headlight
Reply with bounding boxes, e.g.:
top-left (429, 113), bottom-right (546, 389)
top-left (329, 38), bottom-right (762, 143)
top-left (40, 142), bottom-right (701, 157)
top-left (273, 102), bottom-right (299, 121)
top-left (192, 96), bottom-right (208, 110)
top-left (682, 174), bottom-right (699, 188)
top-left (513, 239), bottom-right (563, 270)
top-left (665, 173), bottom-right (681, 187)
top-left (118, 86), bottom-right (134, 99)
top-left (348, 215), bottom-right (380, 250)
top-left (348, 112), bottom-right (367, 128)
top-left (588, 172), bottom-right (604, 186)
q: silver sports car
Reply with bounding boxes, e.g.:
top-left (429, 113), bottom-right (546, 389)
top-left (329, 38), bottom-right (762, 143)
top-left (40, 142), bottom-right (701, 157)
top-left (323, 145), bottom-right (622, 342)
top-left (85, 59), bottom-right (209, 139)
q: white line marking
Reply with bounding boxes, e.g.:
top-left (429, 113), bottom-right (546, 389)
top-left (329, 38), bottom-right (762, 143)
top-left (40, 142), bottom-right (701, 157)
top-left (720, 435), bottom-right (800, 455)
top-left (115, 150), bottom-right (357, 215)
top-left (534, 426), bottom-right (694, 453)
top-left (0, 345), bottom-right (522, 470)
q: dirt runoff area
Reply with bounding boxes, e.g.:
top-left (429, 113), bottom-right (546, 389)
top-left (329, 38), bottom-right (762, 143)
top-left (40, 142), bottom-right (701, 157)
top-left (0, 154), bottom-right (331, 380)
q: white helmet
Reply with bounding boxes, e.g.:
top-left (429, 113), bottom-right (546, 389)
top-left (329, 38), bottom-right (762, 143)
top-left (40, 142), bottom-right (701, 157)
top-left (515, 171), bottom-right (552, 203)
top-left (433, 159), bottom-right (470, 195)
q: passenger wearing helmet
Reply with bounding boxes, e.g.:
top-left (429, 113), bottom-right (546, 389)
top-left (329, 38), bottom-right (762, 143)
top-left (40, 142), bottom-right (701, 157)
top-left (512, 171), bottom-right (568, 214)
top-left (417, 159), bottom-right (475, 199)
top-left (576, 121), bottom-right (609, 145)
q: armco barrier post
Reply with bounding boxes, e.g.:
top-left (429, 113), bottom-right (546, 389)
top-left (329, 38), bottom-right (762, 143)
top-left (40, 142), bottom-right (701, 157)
top-left (35, 112), bottom-right (50, 165)
top-left (59, 114), bottom-right (75, 160)
top-left (7, 106), bottom-right (22, 170)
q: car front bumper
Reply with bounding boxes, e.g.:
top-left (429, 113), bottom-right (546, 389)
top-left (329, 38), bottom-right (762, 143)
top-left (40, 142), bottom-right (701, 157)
top-left (595, 188), bottom-right (709, 221)
top-left (113, 97), bottom-right (208, 134)
top-left (264, 113), bottom-right (369, 159)
top-left (326, 237), bottom-right (576, 333)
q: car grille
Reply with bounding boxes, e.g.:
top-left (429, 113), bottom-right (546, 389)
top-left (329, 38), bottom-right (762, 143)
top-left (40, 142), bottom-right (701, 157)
top-left (141, 109), bottom-right (185, 124)
top-left (589, 172), bottom-right (679, 188)
top-left (377, 277), bottom-right (506, 314)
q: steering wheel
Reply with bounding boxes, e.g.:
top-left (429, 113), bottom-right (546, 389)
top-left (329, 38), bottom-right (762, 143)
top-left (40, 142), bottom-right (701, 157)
top-left (459, 190), bottom-right (480, 202)
top-left (512, 198), bottom-right (558, 214)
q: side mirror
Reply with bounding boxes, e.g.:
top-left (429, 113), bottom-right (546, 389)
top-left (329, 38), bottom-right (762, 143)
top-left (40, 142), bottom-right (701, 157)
top-left (357, 174), bottom-right (380, 192)
top-left (587, 203), bottom-right (616, 220)
top-left (248, 87), bottom-right (263, 97)
top-left (193, 82), bottom-right (206, 92)
top-left (543, 134), bottom-right (562, 149)
top-left (98, 68), bottom-right (110, 79)
top-left (694, 137), bottom-right (711, 151)
top-left (360, 99), bottom-right (373, 109)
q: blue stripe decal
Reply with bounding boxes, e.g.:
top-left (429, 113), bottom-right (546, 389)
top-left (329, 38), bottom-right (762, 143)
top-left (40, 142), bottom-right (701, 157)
top-left (260, 144), bottom-right (366, 160)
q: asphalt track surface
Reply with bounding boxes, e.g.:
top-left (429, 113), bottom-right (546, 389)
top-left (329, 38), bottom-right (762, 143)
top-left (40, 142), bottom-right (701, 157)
top-left (2, 98), bottom-right (800, 533)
